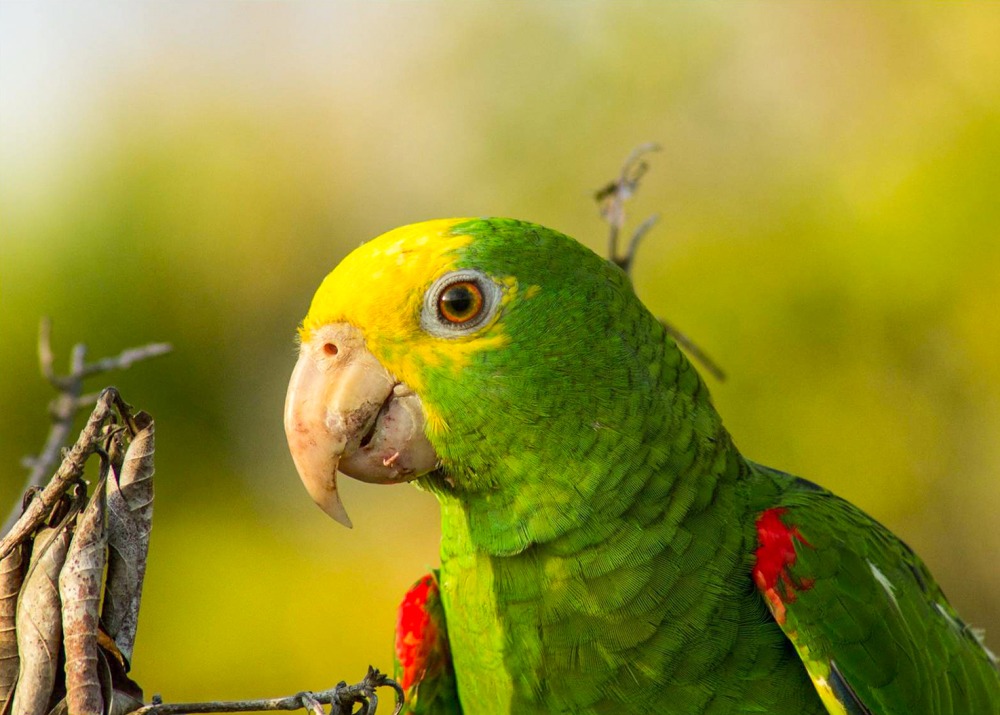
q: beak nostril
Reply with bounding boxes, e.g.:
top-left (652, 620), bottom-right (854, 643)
top-left (323, 343), bottom-right (339, 357)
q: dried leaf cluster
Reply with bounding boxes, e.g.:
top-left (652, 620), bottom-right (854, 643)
top-left (1, 389), bottom-right (152, 715)
top-left (2, 326), bottom-right (403, 715)
top-left (0, 388), bottom-right (154, 715)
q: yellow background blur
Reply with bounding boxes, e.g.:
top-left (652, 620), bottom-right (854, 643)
top-left (2, 2), bottom-right (998, 702)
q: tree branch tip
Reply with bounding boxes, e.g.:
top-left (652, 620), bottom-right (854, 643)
top-left (661, 319), bottom-right (727, 382)
top-left (624, 141), bottom-right (662, 164)
top-left (39, 317), bottom-right (56, 379)
top-left (630, 140), bottom-right (662, 154)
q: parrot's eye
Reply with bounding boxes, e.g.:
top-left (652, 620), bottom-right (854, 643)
top-left (438, 282), bottom-right (483, 324)
top-left (421, 269), bottom-right (502, 337)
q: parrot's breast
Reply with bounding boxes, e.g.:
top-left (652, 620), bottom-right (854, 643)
top-left (437, 501), bottom-right (521, 711)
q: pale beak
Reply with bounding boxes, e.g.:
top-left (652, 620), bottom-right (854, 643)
top-left (284, 323), bottom-right (439, 527)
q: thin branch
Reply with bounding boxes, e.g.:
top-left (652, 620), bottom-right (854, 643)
top-left (594, 144), bottom-right (726, 382)
top-left (595, 142), bottom-right (661, 276)
top-left (69, 343), bottom-right (173, 387)
top-left (132, 668), bottom-right (404, 715)
top-left (617, 212), bottom-right (660, 277)
top-left (661, 321), bottom-right (726, 382)
top-left (21, 322), bottom-right (87, 523)
top-left (38, 317), bottom-right (56, 383)
top-left (2, 320), bottom-right (172, 537)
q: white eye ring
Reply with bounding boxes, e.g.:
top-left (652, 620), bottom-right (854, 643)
top-left (420, 269), bottom-right (503, 337)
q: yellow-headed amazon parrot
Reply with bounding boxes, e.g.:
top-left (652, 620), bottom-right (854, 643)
top-left (284, 218), bottom-right (999, 714)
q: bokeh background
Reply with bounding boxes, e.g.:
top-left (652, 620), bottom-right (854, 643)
top-left (2, 2), bottom-right (998, 702)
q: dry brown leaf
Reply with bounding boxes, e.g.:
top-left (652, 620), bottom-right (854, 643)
top-left (93, 639), bottom-right (142, 715)
top-left (1, 543), bottom-right (26, 711)
top-left (59, 487), bottom-right (107, 715)
top-left (102, 414), bottom-right (154, 667)
top-left (12, 525), bottom-right (72, 715)
top-left (93, 649), bottom-right (141, 715)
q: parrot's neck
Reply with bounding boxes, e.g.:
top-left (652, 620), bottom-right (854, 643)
top-left (423, 311), bottom-right (737, 557)
top-left (429, 348), bottom-right (758, 710)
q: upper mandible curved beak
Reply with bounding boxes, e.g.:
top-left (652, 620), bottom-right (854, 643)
top-left (283, 323), bottom-right (439, 527)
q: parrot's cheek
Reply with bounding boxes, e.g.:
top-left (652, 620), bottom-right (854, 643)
top-left (338, 382), bottom-right (440, 484)
top-left (284, 322), bottom-right (439, 527)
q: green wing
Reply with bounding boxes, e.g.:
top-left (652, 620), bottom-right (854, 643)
top-left (394, 571), bottom-right (461, 715)
top-left (752, 476), bottom-right (999, 715)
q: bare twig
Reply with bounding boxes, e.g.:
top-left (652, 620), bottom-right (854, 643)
top-left (69, 345), bottom-right (173, 388)
top-left (595, 142), bottom-right (661, 276)
top-left (2, 321), bottom-right (171, 538)
top-left (595, 144), bottom-right (726, 381)
top-left (19, 323), bottom-right (87, 525)
top-left (661, 322), bottom-right (726, 382)
top-left (131, 668), bottom-right (404, 715)
top-left (619, 213), bottom-right (661, 277)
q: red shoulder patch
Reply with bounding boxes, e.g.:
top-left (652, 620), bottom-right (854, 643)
top-left (395, 573), bottom-right (443, 692)
top-left (752, 507), bottom-right (813, 625)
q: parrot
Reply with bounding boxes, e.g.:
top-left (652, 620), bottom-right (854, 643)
top-left (284, 217), bottom-right (999, 714)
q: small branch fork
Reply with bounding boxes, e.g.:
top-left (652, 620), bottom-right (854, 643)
top-left (595, 142), bottom-right (662, 277)
top-left (134, 668), bottom-right (404, 715)
top-left (1, 319), bottom-right (172, 538)
top-left (595, 144), bottom-right (726, 382)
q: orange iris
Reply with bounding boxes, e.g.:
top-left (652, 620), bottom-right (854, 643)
top-left (438, 281), bottom-right (484, 324)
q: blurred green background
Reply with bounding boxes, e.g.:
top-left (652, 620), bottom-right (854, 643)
top-left (2, 2), bottom-right (998, 702)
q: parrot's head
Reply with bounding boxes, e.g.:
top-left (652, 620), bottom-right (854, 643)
top-left (285, 218), bottom-right (714, 548)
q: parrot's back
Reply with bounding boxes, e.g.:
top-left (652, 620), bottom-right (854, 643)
top-left (743, 465), bottom-right (999, 714)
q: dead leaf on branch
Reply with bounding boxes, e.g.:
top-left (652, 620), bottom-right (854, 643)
top-left (12, 522), bottom-right (73, 715)
top-left (96, 650), bottom-right (143, 715)
top-left (60, 483), bottom-right (108, 715)
top-left (1, 542), bottom-right (26, 711)
top-left (102, 413), bottom-right (154, 668)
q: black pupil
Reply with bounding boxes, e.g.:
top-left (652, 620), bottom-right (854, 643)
top-left (441, 285), bottom-right (476, 319)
